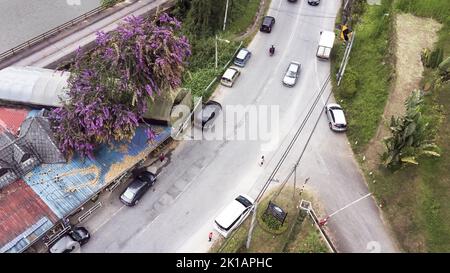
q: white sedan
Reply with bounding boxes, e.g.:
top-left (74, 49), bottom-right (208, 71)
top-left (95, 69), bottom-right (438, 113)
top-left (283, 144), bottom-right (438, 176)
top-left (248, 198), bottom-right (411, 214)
top-left (214, 194), bottom-right (254, 237)
top-left (282, 61), bottom-right (301, 87)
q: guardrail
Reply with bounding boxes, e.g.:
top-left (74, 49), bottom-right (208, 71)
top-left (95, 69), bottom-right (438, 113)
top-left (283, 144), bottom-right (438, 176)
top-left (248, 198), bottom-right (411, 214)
top-left (78, 202), bottom-right (103, 223)
top-left (44, 225), bottom-right (71, 248)
top-left (0, 5), bottom-right (107, 64)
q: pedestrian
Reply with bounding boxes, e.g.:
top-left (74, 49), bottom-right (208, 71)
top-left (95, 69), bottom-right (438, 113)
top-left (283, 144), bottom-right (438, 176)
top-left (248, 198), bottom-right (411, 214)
top-left (159, 153), bottom-right (165, 162)
top-left (208, 232), bottom-right (213, 242)
top-left (260, 155), bottom-right (265, 166)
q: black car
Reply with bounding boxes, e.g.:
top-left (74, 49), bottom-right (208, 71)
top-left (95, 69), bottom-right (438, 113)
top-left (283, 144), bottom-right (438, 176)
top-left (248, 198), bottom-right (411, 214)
top-left (260, 16), bottom-right (275, 33)
top-left (120, 171), bottom-right (157, 206)
top-left (195, 100), bottom-right (222, 130)
top-left (308, 0), bottom-right (320, 6)
top-left (69, 226), bottom-right (90, 245)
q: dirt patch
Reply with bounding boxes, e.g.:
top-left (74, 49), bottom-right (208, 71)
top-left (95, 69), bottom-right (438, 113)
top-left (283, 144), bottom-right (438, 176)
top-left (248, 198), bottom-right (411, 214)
top-left (364, 13), bottom-right (442, 169)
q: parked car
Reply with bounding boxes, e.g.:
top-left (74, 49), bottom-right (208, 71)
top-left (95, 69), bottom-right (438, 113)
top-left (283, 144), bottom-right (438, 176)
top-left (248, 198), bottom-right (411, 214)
top-left (120, 170), bottom-right (157, 206)
top-left (69, 226), bottom-right (90, 246)
top-left (49, 236), bottom-right (79, 253)
top-left (194, 100), bottom-right (222, 130)
top-left (220, 67), bottom-right (240, 87)
top-left (282, 61), bottom-right (301, 87)
top-left (260, 16), bottom-right (276, 33)
top-left (308, 0), bottom-right (320, 6)
top-left (233, 48), bottom-right (252, 67)
top-left (49, 226), bottom-right (90, 253)
top-left (325, 103), bottom-right (348, 132)
top-left (214, 194), bottom-right (254, 238)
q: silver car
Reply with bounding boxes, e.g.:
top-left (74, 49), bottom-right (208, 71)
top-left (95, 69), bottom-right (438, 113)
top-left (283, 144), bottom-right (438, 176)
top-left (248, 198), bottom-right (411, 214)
top-left (282, 61), bottom-right (301, 87)
top-left (233, 48), bottom-right (252, 67)
top-left (325, 103), bottom-right (348, 132)
top-left (49, 235), bottom-right (80, 253)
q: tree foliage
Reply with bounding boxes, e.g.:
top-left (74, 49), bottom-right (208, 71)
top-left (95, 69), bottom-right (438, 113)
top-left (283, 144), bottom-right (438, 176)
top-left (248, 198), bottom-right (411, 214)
top-left (50, 13), bottom-right (191, 159)
top-left (185, 0), bottom-right (229, 36)
top-left (382, 90), bottom-right (440, 168)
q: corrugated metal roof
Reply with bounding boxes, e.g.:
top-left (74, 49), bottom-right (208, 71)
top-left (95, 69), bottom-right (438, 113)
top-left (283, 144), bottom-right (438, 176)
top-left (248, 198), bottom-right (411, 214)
top-left (0, 179), bottom-right (58, 252)
top-left (0, 107), bottom-right (29, 135)
top-left (0, 66), bottom-right (69, 107)
top-left (0, 105), bottom-right (172, 252)
top-left (24, 126), bottom-right (171, 218)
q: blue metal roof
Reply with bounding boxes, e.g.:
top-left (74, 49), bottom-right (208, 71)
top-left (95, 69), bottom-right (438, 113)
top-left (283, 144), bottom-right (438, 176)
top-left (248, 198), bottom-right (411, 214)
top-left (24, 126), bottom-right (171, 219)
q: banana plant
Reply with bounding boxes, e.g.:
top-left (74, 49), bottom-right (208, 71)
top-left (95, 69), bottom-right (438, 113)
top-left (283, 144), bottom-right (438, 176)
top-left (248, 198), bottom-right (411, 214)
top-left (382, 90), bottom-right (440, 168)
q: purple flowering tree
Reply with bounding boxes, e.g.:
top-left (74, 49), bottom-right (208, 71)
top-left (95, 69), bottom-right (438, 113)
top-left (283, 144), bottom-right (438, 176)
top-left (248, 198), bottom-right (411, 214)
top-left (50, 13), bottom-right (191, 159)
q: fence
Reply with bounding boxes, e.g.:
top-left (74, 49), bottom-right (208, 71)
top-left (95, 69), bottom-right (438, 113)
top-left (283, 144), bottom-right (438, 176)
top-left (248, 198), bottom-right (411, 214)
top-left (77, 202), bottom-right (103, 223)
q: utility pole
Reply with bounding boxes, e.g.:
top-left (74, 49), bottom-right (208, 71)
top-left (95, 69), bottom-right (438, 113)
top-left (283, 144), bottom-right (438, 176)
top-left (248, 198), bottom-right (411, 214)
top-left (223, 0), bottom-right (230, 31)
top-left (215, 35), bottom-right (230, 69)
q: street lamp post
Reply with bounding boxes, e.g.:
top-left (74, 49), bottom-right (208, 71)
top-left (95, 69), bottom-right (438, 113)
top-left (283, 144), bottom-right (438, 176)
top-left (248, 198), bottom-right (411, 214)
top-left (215, 35), bottom-right (230, 69)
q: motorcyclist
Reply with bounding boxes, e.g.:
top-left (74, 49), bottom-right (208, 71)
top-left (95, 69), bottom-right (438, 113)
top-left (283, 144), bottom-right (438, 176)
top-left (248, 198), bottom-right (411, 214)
top-left (269, 45), bottom-right (275, 55)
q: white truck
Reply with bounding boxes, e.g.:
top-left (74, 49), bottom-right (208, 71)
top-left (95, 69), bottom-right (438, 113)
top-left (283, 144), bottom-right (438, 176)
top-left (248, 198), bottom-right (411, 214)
top-left (316, 30), bottom-right (335, 60)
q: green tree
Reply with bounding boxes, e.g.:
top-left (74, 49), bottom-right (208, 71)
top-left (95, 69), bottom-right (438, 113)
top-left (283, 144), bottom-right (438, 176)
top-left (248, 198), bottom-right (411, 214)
top-left (382, 90), bottom-right (440, 168)
top-left (185, 0), bottom-right (227, 36)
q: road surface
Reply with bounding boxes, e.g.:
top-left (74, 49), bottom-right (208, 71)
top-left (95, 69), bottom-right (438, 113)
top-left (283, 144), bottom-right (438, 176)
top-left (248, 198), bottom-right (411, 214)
top-left (81, 0), bottom-right (398, 253)
top-left (0, 0), bottom-right (101, 52)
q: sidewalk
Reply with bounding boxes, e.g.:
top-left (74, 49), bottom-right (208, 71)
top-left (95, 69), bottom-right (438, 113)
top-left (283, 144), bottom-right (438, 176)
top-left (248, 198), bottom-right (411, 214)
top-left (2, 0), bottom-right (173, 69)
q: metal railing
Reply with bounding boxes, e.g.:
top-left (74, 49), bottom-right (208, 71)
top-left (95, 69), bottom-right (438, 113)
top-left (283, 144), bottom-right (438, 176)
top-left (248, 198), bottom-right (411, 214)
top-left (0, 5), bottom-right (107, 64)
top-left (78, 202), bottom-right (103, 223)
top-left (44, 224), bottom-right (71, 248)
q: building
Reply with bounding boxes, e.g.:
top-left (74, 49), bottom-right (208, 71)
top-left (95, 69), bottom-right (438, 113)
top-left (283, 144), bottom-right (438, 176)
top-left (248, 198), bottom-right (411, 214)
top-left (0, 106), bottom-right (171, 252)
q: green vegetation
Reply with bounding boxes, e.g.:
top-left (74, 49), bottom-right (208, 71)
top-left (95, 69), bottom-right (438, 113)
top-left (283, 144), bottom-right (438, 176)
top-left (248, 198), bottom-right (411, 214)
top-left (174, 0), bottom-right (262, 100)
top-left (214, 187), bottom-right (330, 253)
top-left (337, 0), bottom-right (450, 252)
top-left (289, 217), bottom-right (330, 253)
top-left (101, 0), bottom-right (124, 8)
top-left (370, 0), bottom-right (450, 252)
top-left (382, 90), bottom-right (440, 168)
top-left (332, 0), bottom-right (394, 153)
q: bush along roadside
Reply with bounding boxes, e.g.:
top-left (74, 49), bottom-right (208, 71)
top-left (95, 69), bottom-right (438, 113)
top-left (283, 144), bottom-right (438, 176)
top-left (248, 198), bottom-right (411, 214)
top-left (332, 0), bottom-right (395, 153)
top-left (172, 0), bottom-right (263, 101)
top-left (101, 0), bottom-right (124, 8)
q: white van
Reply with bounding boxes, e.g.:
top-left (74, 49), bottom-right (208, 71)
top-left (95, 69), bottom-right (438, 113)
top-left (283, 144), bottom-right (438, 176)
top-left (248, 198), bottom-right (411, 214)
top-left (220, 67), bottom-right (240, 87)
top-left (214, 194), bottom-right (254, 237)
top-left (316, 30), bottom-right (335, 60)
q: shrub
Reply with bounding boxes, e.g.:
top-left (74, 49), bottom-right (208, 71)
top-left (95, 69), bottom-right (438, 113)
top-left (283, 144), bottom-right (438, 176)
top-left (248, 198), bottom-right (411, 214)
top-left (101, 0), bottom-right (123, 8)
top-left (261, 213), bottom-right (283, 231)
top-left (338, 68), bottom-right (359, 98)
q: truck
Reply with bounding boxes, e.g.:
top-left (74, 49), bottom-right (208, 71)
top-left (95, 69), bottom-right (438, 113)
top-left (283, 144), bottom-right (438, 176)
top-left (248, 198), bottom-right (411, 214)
top-left (316, 30), bottom-right (335, 60)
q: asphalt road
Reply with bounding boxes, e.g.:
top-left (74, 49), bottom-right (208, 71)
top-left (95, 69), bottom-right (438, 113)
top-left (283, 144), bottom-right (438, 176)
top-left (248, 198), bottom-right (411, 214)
top-left (81, 0), bottom-right (398, 253)
top-left (0, 0), bottom-right (101, 52)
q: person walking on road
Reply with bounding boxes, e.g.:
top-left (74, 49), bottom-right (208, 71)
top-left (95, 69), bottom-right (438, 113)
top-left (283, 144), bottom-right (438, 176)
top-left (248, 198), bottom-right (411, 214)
top-left (260, 155), bottom-right (265, 166)
top-left (208, 232), bottom-right (213, 242)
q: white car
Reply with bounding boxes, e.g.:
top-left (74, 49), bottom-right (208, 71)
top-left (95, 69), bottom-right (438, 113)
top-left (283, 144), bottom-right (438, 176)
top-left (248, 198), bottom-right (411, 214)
top-left (214, 194), bottom-right (254, 238)
top-left (282, 61), bottom-right (301, 87)
top-left (220, 67), bottom-right (240, 87)
top-left (49, 235), bottom-right (80, 253)
top-left (325, 103), bottom-right (348, 132)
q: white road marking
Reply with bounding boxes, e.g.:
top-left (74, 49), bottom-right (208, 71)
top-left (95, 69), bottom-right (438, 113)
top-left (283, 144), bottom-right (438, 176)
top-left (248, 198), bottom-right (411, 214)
top-left (92, 204), bottom-right (125, 234)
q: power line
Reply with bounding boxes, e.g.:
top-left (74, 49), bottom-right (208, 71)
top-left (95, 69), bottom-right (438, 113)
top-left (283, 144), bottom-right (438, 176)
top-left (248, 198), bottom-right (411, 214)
top-left (255, 74), bottom-right (331, 203)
